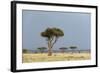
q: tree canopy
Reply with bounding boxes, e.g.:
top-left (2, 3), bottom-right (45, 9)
top-left (59, 47), bottom-right (68, 50)
top-left (41, 28), bottom-right (64, 39)
top-left (37, 47), bottom-right (47, 53)
top-left (69, 46), bottom-right (77, 49)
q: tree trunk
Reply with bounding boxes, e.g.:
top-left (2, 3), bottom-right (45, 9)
top-left (48, 41), bottom-right (52, 56)
top-left (61, 49), bottom-right (64, 53)
top-left (48, 47), bottom-right (52, 56)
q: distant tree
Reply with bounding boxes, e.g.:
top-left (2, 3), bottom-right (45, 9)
top-left (69, 46), bottom-right (77, 53)
top-left (23, 49), bottom-right (28, 53)
top-left (37, 47), bottom-right (47, 53)
top-left (59, 47), bottom-right (68, 53)
top-left (41, 27), bottom-right (64, 56)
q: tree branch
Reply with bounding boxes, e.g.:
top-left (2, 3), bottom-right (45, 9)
top-left (51, 37), bottom-right (58, 48)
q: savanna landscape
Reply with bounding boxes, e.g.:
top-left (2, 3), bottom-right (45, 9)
top-left (22, 10), bottom-right (91, 63)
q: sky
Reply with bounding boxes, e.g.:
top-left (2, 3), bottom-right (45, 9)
top-left (22, 10), bottom-right (91, 50)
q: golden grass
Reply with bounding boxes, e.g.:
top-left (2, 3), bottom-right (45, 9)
top-left (22, 53), bottom-right (91, 63)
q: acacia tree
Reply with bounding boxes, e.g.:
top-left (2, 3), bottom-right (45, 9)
top-left (23, 49), bottom-right (28, 53)
top-left (37, 47), bottom-right (47, 53)
top-left (59, 47), bottom-right (68, 53)
top-left (69, 46), bottom-right (77, 53)
top-left (41, 28), bottom-right (64, 56)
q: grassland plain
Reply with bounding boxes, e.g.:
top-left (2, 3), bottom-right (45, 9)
top-left (22, 52), bottom-right (91, 63)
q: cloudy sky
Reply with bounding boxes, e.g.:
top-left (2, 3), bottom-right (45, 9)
top-left (22, 10), bottom-right (91, 50)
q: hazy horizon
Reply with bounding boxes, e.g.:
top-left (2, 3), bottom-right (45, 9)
top-left (22, 10), bottom-right (91, 50)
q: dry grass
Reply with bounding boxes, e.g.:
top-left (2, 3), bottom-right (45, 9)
top-left (22, 53), bottom-right (91, 63)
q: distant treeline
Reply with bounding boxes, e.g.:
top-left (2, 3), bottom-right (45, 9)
top-left (23, 49), bottom-right (91, 53)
